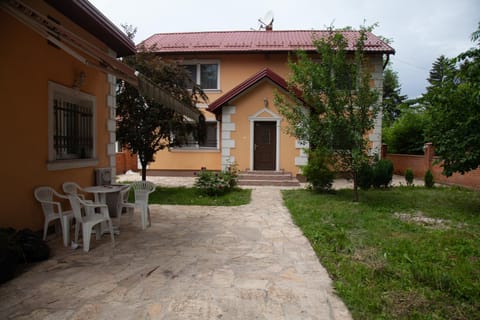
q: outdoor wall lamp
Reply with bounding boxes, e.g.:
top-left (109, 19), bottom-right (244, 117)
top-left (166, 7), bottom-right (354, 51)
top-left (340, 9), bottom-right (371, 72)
top-left (264, 97), bottom-right (269, 108)
top-left (73, 71), bottom-right (86, 90)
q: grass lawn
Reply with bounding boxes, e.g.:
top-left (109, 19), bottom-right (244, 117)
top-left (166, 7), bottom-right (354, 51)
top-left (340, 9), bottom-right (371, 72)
top-left (282, 186), bottom-right (480, 320)
top-left (147, 186), bottom-right (251, 206)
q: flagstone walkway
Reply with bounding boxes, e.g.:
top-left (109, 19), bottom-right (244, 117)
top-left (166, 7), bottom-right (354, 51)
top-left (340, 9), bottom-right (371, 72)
top-left (0, 187), bottom-right (352, 319)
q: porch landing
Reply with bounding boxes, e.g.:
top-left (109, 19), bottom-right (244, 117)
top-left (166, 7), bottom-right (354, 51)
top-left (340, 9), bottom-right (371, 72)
top-left (238, 170), bottom-right (301, 187)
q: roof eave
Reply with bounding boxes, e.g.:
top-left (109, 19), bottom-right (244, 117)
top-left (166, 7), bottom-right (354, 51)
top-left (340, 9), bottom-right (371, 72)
top-left (45, 0), bottom-right (135, 57)
top-left (145, 48), bottom-right (395, 55)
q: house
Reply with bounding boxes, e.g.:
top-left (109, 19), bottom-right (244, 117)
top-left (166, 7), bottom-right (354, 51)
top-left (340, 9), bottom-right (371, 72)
top-left (0, 0), bottom-right (197, 231)
top-left (140, 29), bottom-right (394, 176)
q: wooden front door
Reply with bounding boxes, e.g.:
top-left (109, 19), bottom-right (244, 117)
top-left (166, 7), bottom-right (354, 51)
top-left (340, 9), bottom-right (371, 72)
top-left (254, 121), bottom-right (276, 170)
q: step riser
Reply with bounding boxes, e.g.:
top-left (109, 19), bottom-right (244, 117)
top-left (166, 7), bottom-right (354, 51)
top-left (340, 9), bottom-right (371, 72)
top-left (238, 181), bottom-right (300, 187)
top-left (237, 171), bottom-right (300, 186)
top-left (240, 171), bottom-right (291, 175)
top-left (238, 175), bottom-right (293, 181)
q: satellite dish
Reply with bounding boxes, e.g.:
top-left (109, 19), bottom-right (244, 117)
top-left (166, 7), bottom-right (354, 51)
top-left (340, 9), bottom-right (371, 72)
top-left (258, 10), bottom-right (274, 30)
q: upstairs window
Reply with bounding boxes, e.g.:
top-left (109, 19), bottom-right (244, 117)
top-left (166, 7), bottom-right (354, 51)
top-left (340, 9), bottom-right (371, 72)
top-left (183, 61), bottom-right (219, 90)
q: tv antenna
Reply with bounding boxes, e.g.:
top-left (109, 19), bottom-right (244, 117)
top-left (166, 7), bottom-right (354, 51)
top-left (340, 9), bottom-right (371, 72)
top-left (258, 10), bottom-right (274, 31)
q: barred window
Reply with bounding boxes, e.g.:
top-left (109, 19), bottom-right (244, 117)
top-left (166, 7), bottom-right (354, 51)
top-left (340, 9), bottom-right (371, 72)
top-left (53, 98), bottom-right (93, 159)
top-left (48, 82), bottom-right (96, 169)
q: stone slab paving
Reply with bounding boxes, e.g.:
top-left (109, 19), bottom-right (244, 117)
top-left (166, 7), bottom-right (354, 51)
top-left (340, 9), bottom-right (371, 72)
top-left (0, 187), bottom-right (352, 320)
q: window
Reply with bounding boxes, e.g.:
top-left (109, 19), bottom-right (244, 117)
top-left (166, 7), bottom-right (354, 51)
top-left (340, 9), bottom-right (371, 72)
top-left (201, 122), bottom-right (218, 148)
top-left (183, 61), bottom-right (219, 90)
top-left (48, 82), bottom-right (97, 169)
top-left (173, 121), bottom-right (218, 150)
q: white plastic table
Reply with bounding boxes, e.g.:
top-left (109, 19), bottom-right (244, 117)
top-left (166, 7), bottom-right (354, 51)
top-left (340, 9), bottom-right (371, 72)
top-left (83, 185), bottom-right (127, 234)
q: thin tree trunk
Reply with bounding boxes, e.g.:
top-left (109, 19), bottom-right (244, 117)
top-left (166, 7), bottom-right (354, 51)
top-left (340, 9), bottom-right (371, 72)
top-left (141, 165), bottom-right (147, 181)
top-left (353, 171), bottom-right (359, 202)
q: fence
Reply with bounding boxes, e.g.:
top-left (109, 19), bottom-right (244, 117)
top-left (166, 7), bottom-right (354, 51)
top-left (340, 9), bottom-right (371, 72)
top-left (116, 149), bottom-right (138, 175)
top-left (383, 143), bottom-right (480, 189)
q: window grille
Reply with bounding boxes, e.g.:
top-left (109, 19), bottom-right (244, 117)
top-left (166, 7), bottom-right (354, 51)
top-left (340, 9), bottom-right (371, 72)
top-left (53, 96), bottom-right (93, 160)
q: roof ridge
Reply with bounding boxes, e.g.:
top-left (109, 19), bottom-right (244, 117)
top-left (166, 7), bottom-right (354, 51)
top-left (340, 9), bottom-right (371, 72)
top-left (149, 30), bottom-right (361, 36)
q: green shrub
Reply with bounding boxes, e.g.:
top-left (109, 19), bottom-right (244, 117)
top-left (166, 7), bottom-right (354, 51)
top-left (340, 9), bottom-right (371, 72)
top-left (303, 148), bottom-right (335, 192)
top-left (372, 159), bottom-right (394, 188)
top-left (357, 162), bottom-right (373, 190)
top-left (405, 168), bottom-right (414, 186)
top-left (424, 169), bottom-right (434, 188)
top-left (194, 166), bottom-right (238, 196)
top-left (382, 111), bottom-right (428, 154)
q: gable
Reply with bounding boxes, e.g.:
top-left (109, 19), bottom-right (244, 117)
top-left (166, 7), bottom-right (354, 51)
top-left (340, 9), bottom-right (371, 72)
top-left (208, 68), bottom-right (304, 113)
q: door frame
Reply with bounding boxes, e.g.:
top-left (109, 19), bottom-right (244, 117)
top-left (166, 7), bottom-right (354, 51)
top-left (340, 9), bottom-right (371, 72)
top-left (249, 108), bottom-right (282, 171)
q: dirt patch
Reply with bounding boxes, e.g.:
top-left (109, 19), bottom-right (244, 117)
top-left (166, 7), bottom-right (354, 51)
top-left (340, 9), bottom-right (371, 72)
top-left (384, 290), bottom-right (430, 318)
top-left (393, 211), bottom-right (453, 230)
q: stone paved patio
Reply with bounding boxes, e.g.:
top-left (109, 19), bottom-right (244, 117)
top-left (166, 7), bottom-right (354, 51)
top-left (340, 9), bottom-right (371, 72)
top-left (0, 186), bottom-right (352, 319)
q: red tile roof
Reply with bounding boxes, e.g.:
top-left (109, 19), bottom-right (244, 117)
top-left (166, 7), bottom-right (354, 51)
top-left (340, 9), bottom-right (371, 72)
top-left (141, 30), bottom-right (394, 54)
top-left (208, 68), bottom-right (305, 113)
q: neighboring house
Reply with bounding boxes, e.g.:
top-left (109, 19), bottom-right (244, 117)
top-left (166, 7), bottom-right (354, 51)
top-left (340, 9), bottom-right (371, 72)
top-left (140, 29), bottom-right (395, 175)
top-left (0, 0), bottom-right (196, 231)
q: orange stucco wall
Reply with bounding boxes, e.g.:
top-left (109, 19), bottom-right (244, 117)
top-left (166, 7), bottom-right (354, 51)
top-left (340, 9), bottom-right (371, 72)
top-left (148, 149), bottom-right (221, 171)
top-left (229, 81), bottom-right (299, 173)
top-left (0, 4), bottom-right (112, 230)
top-left (151, 51), bottom-right (382, 174)
top-left (151, 52), bottom-right (297, 172)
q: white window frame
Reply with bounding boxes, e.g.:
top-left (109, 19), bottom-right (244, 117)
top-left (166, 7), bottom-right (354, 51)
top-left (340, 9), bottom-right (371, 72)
top-left (47, 81), bottom-right (98, 170)
top-left (182, 59), bottom-right (221, 91)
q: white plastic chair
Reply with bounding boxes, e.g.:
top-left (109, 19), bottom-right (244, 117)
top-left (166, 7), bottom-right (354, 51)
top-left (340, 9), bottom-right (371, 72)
top-left (68, 194), bottom-right (115, 252)
top-left (116, 185), bottom-right (135, 225)
top-left (62, 182), bottom-right (91, 201)
top-left (131, 181), bottom-right (156, 230)
top-left (34, 186), bottom-right (74, 247)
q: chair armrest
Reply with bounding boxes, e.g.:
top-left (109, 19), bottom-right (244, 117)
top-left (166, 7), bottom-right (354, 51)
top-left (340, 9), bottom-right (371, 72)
top-left (39, 200), bottom-right (62, 213)
top-left (82, 202), bottom-right (108, 210)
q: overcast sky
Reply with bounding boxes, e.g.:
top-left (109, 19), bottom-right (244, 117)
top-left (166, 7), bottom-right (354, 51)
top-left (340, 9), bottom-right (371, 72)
top-left (90, 0), bottom-right (479, 99)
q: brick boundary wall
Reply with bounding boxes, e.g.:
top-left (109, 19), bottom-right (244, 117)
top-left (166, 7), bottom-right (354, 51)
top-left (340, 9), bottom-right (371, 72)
top-left (115, 149), bottom-right (138, 175)
top-left (383, 143), bottom-right (480, 190)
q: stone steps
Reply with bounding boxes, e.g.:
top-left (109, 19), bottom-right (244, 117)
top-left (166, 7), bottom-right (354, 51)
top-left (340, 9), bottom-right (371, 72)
top-left (238, 171), bottom-right (301, 187)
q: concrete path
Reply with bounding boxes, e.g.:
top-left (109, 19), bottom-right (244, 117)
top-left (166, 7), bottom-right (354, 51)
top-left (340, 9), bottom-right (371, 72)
top-left (0, 187), bottom-right (352, 319)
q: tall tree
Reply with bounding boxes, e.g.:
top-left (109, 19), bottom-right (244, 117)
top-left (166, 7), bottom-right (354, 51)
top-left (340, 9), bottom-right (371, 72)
top-left (426, 55), bottom-right (456, 88)
top-left (423, 22), bottom-right (480, 177)
top-left (382, 66), bottom-right (407, 126)
top-left (116, 27), bottom-right (207, 180)
top-left (276, 27), bottom-right (380, 201)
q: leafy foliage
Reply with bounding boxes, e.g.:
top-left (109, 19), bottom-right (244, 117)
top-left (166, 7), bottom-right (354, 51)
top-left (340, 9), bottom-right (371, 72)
top-left (357, 158), bottom-right (393, 189)
top-left (194, 166), bottom-right (238, 196)
top-left (357, 161), bottom-right (373, 190)
top-left (276, 26), bottom-right (380, 201)
top-left (382, 111), bottom-right (428, 154)
top-left (405, 168), bottom-right (414, 186)
top-left (424, 169), bottom-right (434, 188)
top-left (372, 159), bottom-right (394, 188)
top-left (382, 67), bottom-right (407, 126)
top-left (302, 148), bottom-right (335, 192)
top-left (423, 23), bottom-right (480, 176)
top-left (116, 28), bottom-right (207, 180)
